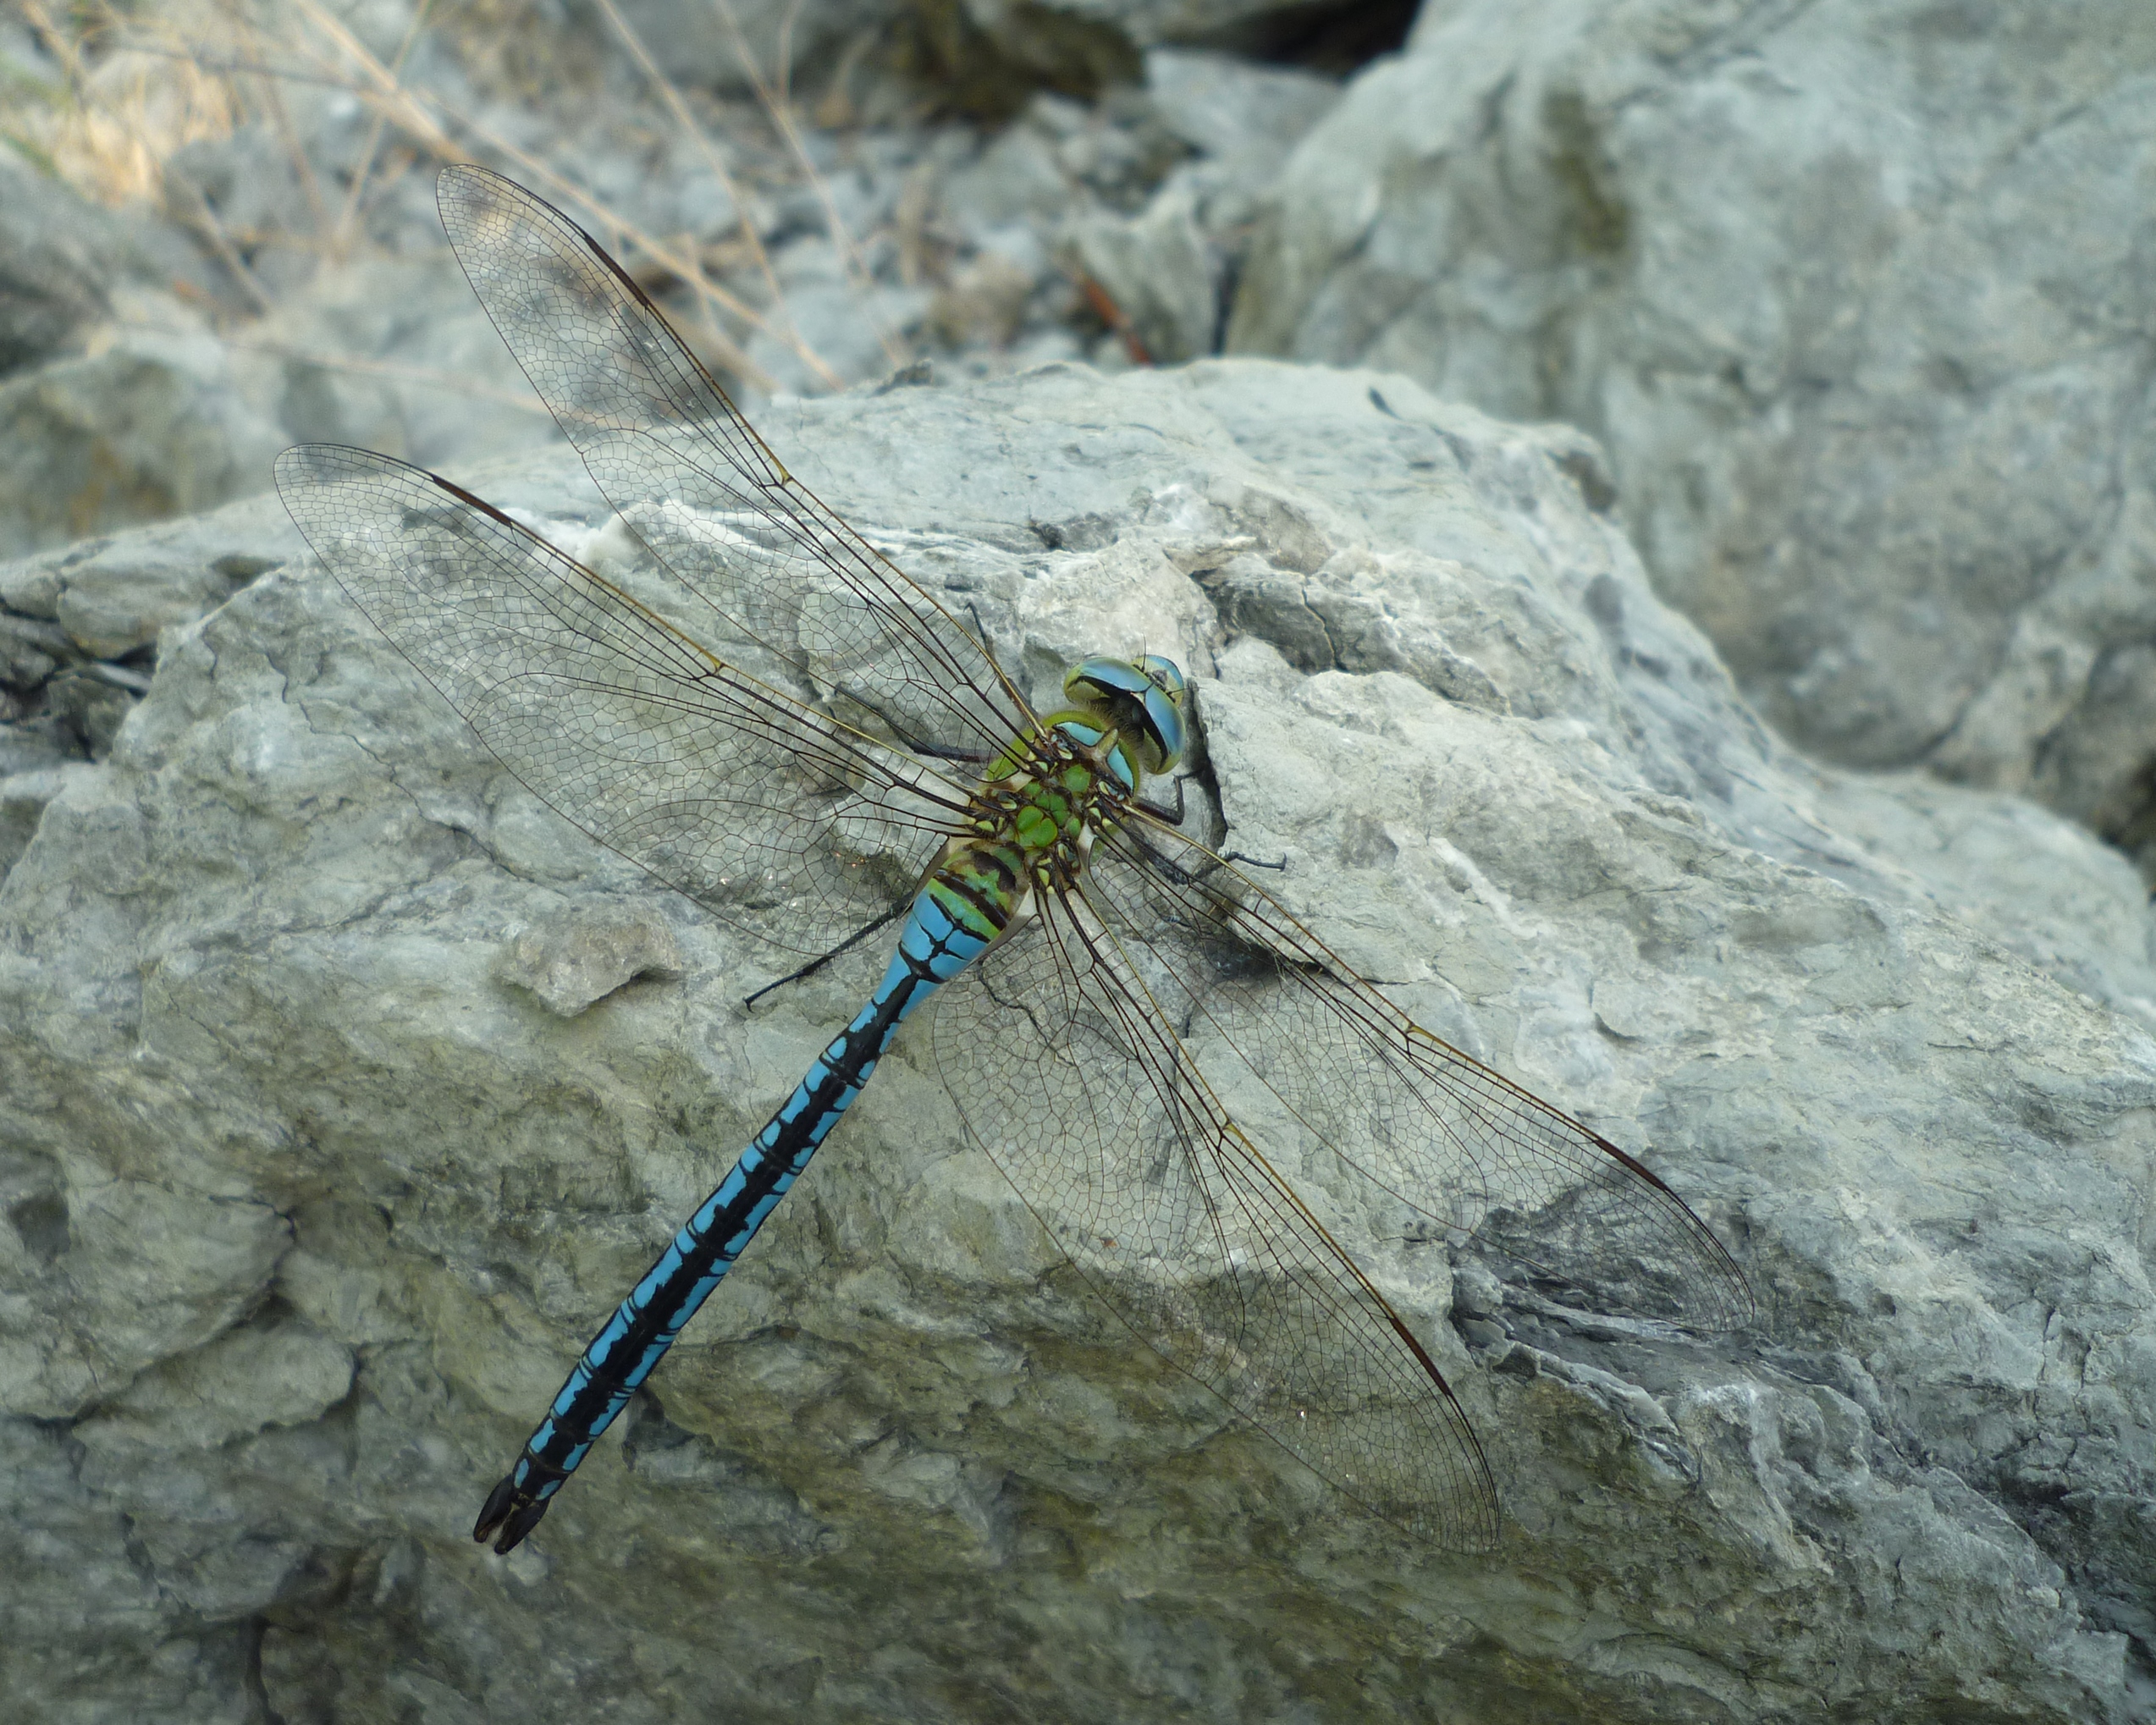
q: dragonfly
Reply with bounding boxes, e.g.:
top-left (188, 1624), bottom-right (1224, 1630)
top-left (274, 164), bottom-right (1753, 1558)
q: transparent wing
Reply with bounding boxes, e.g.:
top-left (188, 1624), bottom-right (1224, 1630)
top-left (929, 881), bottom-right (1503, 1551)
top-left (275, 444), bottom-right (968, 959)
top-left (436, 163), bottom-right (1029, 760)
top-left (932, 809), bottom-right (1751, 1543)
top-left (1088, 814), bottom-right (1756, 1332)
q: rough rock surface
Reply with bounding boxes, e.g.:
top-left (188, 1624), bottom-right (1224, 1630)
top-left (0, 152), bottom-right (215, 379)
top-left (0, 299), bottom-right (289, 558)
top-left (1228, 0), bottom-right (2156, 873)
top-left (3, 359), bottom-right (2152, 1722)
top-left (0, 4), bottom-right (1343, 548)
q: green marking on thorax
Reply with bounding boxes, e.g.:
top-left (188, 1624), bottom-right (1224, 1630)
top-left (923, 655), bottom-right (1189, 948)
top-left (924, 697), bottom-right (1144, 938)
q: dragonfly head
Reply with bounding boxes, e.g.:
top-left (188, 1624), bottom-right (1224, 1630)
top-left (1061, 654), bottom-right (1188, 785)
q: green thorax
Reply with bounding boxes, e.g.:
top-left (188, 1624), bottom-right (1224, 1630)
top-left (926, 653), bottom-right (1188, 941)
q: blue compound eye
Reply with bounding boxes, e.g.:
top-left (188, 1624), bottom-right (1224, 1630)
top-left (1065, 654), bottom-right (1188, 774)
top-left (1139, 655), bottom-right (1185, 699)
top-left (1065, 655), bottom-right (1147, 698)
top-left (1139, 674), bottom-right (1187, 773)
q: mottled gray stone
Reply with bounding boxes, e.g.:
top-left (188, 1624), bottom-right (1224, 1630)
top-left (0, 296), bottom-right (287, 555)
top-left (1227, 0), bottom-right (2156, 875)
top-left (0, 762), bottom-right (98, 875)
top-left (497, 908), bottom-right (687, 1018)
top-left (1, 360), bottom-right (2148, 1723)
top-left (0, 613), bottom-right (69, 686)
top-left (1067, 179), bottom-right (1216, 361)
top-left (973, 0), bottom-right (1340, 56)
top-left (611, 0), bottom-right (908, 97)
top-left (0, 488), bottom-right (296, 657)
top-left (1142, 47), bottom-right (1336, 169)
top-left (0, 155), bottom-right (217, 379)
top-left (0, 487), bottom-right (302, 774)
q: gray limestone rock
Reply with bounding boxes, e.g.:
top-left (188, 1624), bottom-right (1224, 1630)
top-left (968, 0), bottom-right (1354, 59)
top-left (496, 908), bottom-right (687, 1019)
top-left (1067, 178), bottom-right (1217, 361)
top-left (1139, 47), bottom-right (1338, 242)
top-left (1142, 46), bottom-right (1337, 168)
top-left (0, 487), bottom-right (303, 791)
top-left (933, 61), bottom-right (1337, 371)
top-left (0, 155), bottom-right (219, 380)
top-left (1227, 0), bottom-right (2156, 876)
top-left (0, 488), bottom-right (297, 660)
top-left (612, 0), bottom-right (910, 98)
top-left (1, 359), bottom-right (2148, 1722)
top-left (0, 295), bottom-right (288, 556)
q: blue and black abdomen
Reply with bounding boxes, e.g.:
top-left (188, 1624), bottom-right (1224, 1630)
top-left (473, 872), bottom-right (1001, 1552)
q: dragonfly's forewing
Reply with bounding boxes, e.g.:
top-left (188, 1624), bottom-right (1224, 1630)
top-left (1091, 815), bottom-right (1756, 1334)
top-left (275, 444), bottom-right (966, 958)
top-left (435, 163), bottom-right (1029, 763)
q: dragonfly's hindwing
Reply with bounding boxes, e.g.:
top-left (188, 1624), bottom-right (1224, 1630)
top-left (929, 858), bottom-right (1503, 1550)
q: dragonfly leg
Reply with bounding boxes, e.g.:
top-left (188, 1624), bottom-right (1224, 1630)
top-left (1132, 778), bottom-right (1283, 872)
top-left (1139, 773), bottom-right (1190, 825)
top-left (1123, 823), bottom-right (1287, 886)
top-left (742, 897), bottom-right (913, 1009)
top-left (832, 675), bottom-right (995, 762)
